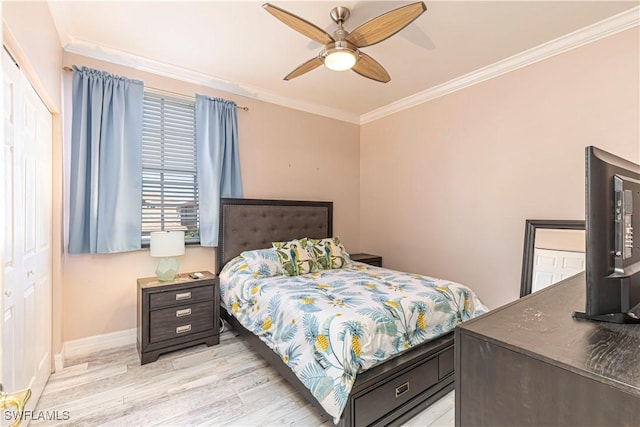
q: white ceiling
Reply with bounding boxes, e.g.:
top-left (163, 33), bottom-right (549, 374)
top-left (48, 1), bottom-right (639, 123)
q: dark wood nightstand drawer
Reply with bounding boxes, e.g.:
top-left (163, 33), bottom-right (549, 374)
top-left (149, 284), bottom-right (213, 310)
top-left (149, 301), bottom-right (214, 343)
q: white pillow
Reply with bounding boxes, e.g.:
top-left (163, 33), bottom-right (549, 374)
top-left (240, 248), bottom-right (283, 278)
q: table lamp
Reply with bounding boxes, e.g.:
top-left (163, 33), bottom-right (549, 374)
top-left (150, 230), bottom-right (185, 281)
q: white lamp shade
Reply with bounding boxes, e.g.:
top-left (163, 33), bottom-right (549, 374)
top-left (150, 230), bottom-right (185, 257)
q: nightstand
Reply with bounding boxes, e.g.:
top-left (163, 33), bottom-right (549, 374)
top-left (137, 271), bottom-right (219, 364)
top-left (350, 253), bottom-right (383, 267)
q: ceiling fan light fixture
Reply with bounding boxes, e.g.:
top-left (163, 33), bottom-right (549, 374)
top-left (321, 41), bottom-right (358, 71)
top-left (324, 49), bottom-right (357, 71)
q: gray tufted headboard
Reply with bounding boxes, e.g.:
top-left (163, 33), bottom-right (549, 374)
top-left (216, 198), bottom-right (333, 273)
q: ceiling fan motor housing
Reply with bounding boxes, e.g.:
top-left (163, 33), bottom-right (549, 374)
top-left (330, 6), bottom-right (351, 24)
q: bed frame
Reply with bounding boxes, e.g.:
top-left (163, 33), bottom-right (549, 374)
top-left (217, 198), bottom-right (455, 426)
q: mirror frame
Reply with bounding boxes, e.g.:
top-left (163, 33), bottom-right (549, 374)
top-left (520, 219), bottom-right (585, 297)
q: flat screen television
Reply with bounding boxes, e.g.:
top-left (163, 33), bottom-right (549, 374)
top-left (573, 146), bottom-right (640, 324)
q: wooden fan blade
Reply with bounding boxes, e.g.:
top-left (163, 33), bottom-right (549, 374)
top-left (284, 57), bottom-right (323, 81)
top-left (263, 3), bottom-right (334, 45)
top-left (346, 2), bottom-right (426, 48)
top-left (352, 52), bottom-right (391, 83)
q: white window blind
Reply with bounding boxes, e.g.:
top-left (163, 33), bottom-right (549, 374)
top-left (142, 91), bottom-right (199, 244)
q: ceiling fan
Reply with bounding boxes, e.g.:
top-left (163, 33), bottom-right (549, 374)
top-left (263, 2), bottom-right (427, 83)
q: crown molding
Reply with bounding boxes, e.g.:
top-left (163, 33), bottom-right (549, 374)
top-left (63, 39), bottom-right (361, 125)
top-left (360, 6), bottom-right (640, 125)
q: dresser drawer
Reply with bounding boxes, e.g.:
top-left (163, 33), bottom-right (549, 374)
top-left (354, 356), bottom-right (439, 426)
top-left (149, 283), bottom-right (213, 310)
top-left (149, 301), bottom-right (214, 343)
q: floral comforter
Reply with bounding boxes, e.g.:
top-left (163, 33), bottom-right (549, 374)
top-left (220, 258), bottom-right (488, 423)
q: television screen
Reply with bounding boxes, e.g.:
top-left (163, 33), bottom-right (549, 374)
top-left (575, 146), bottom-right (640, 323)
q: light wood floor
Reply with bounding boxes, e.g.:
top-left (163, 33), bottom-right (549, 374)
top-left (34, 327), bottom-right (454, 426)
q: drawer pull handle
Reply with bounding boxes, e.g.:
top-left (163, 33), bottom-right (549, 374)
top-left (176, 324), bottom-right (192, 334)
top-left (176, 308), bottom-right (192, 317)
top-left (175, 292), bottom-right (192, 301)
top-left (395, 382), bottom-right (410, 398)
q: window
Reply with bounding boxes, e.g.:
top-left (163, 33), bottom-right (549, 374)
top-left (141, 91), bottom-right (199, 244)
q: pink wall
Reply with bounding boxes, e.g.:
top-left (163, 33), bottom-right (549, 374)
top-left (61, 53), bottom-right (360, 341)
top-left (360, 28), bottom-right (640, 309)
top-left (3, 1), bottom-right (62, 110)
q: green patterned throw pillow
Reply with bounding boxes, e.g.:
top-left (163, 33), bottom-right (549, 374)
top-left (272, 238), bottom-right (318, 276)
top-left (309, 237), bottom-right (350, 270)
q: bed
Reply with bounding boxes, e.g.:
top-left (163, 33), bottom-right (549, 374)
top-left (217, 198), bottom-right (486, 426)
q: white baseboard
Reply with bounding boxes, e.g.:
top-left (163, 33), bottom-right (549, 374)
top-left (62, 328), bottom-right (136, 361)
top-left (54, 353), bottom-right (65, 372)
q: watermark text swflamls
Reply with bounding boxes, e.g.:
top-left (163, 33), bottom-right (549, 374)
top-left (4, 410), bottom-right (71, 422)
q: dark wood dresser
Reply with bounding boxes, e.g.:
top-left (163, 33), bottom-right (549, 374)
top-left (455, 272), bottom-right (640, 426)
top-left (137, 271), bottom-right (219, 364)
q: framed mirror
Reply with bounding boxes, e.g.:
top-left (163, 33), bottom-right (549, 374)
top-left (520, 219), bottom-right (586, 297)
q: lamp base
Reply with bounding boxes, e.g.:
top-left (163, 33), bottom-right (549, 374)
top-left (156, 258), bottom-right (179, 282)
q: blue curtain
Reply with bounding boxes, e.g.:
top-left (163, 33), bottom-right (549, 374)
top-left (68, 66), bottom-right (144, 254)
top-left (195, 95), bottom-right (243, 247)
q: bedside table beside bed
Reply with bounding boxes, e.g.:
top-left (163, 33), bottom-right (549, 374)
top-left (349, 252), bottom-right (382, 267)
top-left (137, 271), bottom-right (219, 364)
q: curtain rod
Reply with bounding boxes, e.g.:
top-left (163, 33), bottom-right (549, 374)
top-left (63, 66), bottom-right (249, 111)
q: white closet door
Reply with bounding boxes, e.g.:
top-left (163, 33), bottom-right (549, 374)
top-left (3, 47), bottom-right (25, 399)
top-left (2, 48), bottom-right (52, 415)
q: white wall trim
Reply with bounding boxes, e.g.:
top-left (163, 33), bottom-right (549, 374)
top-left (54, 353), bottom-right (65, 372)
top-left (359, 6), bottom-right (640, 124)
top-left (63, 38), bottom-right (361, 125)
top-left (62, 328), bottom-right (136, 361)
